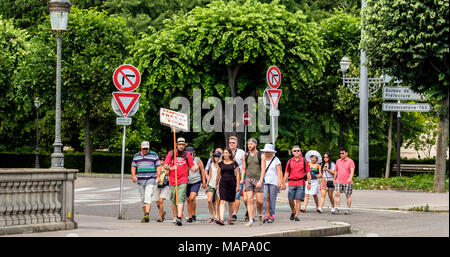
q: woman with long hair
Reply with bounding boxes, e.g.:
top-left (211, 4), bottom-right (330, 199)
top-left (318, 152), bottom-right (336, 213)
top-left (215, 148), bottom-right (240, 225)
top-left (206, 150), bottom-right (221, 223)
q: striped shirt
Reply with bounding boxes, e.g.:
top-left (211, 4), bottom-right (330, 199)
top-left (131, 151), bottom-right (161, 185)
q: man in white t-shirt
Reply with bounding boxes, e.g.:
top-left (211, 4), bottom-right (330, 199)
top-left (228, 136), bottom-right (246, 221)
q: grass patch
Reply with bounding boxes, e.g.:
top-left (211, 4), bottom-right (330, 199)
top-left (353, 174), bottom-right (449, 192)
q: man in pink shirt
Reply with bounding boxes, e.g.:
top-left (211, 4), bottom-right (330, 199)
top-left (333, 147), bottom-right (355, 215)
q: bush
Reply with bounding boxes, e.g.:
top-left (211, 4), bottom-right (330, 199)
top-left (353, 174), bottom-right (449, 192)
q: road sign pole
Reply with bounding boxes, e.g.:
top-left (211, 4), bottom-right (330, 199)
top-left (359, 3), bottom-right (369, 180)
top-left (244, 125), bottom-right (247, 151)
top-left (271, 107), bottom-right (276, 147)
top-left (119, 125), bottom-right (126, 219)
top-left (396, 100), bottom-right (401, 176)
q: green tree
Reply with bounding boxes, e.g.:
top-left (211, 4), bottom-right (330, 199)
top-left (14, 8), bottom-right (135, 172)
top-left (362, 0), bottom-right (449, 191)
top-left (130, 0), bottom-right (326, 147)
top-left (0, 17), bottom-right (31, 151)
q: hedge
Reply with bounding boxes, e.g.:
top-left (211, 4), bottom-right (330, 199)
top-left (1, 152), bottom-right (448, 177)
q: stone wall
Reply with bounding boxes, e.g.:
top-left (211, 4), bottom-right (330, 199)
top-left (0, 168), bottom-right (78, 235)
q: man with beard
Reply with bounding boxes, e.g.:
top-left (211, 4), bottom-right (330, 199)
top-left (241, 138), bottom-right (264, 226)
top-left (164, 137), bottom-right (198, 226)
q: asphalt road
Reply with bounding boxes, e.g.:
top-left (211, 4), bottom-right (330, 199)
top-left (73, 176), bottom-right (449, 237)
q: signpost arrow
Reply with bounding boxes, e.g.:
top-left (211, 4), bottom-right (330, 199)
top-left (382, 86), bottom-right (427, 101)
top-left (382, 103), bottom-right (432, 112)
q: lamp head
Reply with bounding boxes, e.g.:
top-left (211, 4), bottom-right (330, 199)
top-left (49, 0), bottom-right (72, 32)
top-left (340, 56), bottom-right (351, 74)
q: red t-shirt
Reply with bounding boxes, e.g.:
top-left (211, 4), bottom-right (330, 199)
top-left (164, 151), bottom-right (195, 186)
top-left (335, 157), bottom-right (355, 185)
top-left (285, 156), bottom-right (311, 187)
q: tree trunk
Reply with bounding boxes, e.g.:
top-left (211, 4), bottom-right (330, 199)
top-left (385, 112), bottom-right (393, 178)
top-left (84, 112), bottom-right (93, 174)
top-left (338, 121), bottom-right (344, 148)
top-left (434, 89), bottom-right (449, 192)
top-left (224, 64), bottom-right (242, 148)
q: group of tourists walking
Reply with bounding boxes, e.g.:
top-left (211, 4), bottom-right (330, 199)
top-left (131, 136), bottom-right (355, 226)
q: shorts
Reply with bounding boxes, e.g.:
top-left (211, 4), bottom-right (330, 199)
top-left (336, 183), bottom-right (353, 195)
top-left (153, 186), bottom-right (169, 201)
top-left (207, 185), bottom-right (217, 202)
top-left (305, 179), bottom-right (320, 195)
top-left (244, 177), bottom-right (264, 193)
top-left (320, 178), bottom-right (335, 191)
top-left (139, 184), bottom-right (156, 207)
top-left (288, 186), bottom-right (305, 201)
top-left (169, 184), bottom-right (187, 205)
top-left (186, 181), bottom-right (201, 196)
top-left (235, 183), bottom-right (245, 199)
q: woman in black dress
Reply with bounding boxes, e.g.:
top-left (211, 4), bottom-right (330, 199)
top-left (215, 148), bottom-right (240, 225)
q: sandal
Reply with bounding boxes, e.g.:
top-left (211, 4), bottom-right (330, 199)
top-left (208, 217), bottom-right (214, 223)
top-left (218, 219), bottom-right (225, 225)
top-left (300, 209), bottom-right (306, 213)
top-left (228, 219), bottom-right (235, 225)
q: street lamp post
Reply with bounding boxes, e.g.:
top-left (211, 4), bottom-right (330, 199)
top-left (34, 97), bottom-right (40, 168)
top-left (339, 56), bottom-right (385, 179)
top-left (49, 0), bottom-right (72, 169)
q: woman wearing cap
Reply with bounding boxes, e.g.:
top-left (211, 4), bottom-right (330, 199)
top-left (261, 144), bottom-right (284, 223)
top-left (301, 153), bottom-right (322, 213)
top-left (206, 151), bottom-right (221, 223)
top-left (215, 148), bottom-right (240, 225)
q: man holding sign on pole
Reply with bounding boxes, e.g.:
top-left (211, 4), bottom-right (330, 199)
top-left (164, 137), bottom-right (198, 226)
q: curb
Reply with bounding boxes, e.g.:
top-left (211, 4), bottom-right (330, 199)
top-left (77, 173), bottom-right (131, 179)
top-left (252, 222), bottom-right (351, 237)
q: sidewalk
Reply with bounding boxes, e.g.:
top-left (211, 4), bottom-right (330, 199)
top-left (3, 181), bottom-right (448, 237)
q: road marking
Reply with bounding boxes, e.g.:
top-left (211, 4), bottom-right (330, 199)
top-left (75, 187), bottom-right (96, 192)
top-left (94, 187), bottom-right (131, 192)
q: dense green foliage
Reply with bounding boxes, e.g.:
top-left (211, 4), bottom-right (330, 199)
top-left (0, 0), bottom-right (444, 176)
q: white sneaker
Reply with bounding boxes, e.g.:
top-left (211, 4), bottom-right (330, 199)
top-left (344, 208), bottom-right (352, 215)
top-left (245, 220), bottom-right (254, 227)
top-left (333, 208), bottom-right (341, 214)
top-left (317, 208), bottom-right (323, 213)
top-left (330, 208), bottom-right (336, 214)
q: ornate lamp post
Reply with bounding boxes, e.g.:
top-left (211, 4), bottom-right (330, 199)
top-left (34, 97), bottom-right (40, 168)
top-left (339, 56), bottom-right (385, 179)
top-left (49, 0), bottom-right (72, 168)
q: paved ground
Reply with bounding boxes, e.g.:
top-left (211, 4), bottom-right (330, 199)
top-left (3, 176), bottom-right (449, 237)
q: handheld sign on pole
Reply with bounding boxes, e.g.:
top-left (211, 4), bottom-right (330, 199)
top-left (160, 108), bottom-right (189, 205)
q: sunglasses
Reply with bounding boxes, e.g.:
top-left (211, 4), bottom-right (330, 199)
top-left (292, 150), bottom-right (300, 152)
top-left (142, 148), bottom-right (149, 150)
top-left (340, 152), bottom-right (346, 155)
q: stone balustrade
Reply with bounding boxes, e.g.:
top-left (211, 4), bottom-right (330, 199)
top-left (0, 168), bottom-right (77, 235)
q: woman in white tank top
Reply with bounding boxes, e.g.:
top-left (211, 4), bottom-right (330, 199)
top-left (206, 151), bottom-right (221, 223)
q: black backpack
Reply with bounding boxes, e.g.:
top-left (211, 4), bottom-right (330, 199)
top-left (245, 150), bottom-right (262, 165)
top-left (287, 157), bottom-right (307, 182)
top-left (170, 150), bottom-right (188, 165)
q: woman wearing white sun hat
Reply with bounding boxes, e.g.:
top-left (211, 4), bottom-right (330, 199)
top-left (301, 150), bottom-right (322, 213)
top-left (260, 144), bottom-right (284, 223)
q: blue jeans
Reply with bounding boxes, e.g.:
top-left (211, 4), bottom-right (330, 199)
top-left (263, 184), bottom-right (279, 216)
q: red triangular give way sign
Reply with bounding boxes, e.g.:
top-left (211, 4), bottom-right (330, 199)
top-left (267, 89), bottom-right (282, 109)
top-left (112, 92), bottom-right (140, 117)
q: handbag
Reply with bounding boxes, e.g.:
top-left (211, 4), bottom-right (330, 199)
top-left (323, 164), bottom-right (334, 188)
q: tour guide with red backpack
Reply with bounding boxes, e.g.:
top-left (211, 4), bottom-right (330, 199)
top-left (163, 137), bottom-right (198, 226)
top-left (282, 145), bottom-right (311, 221)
